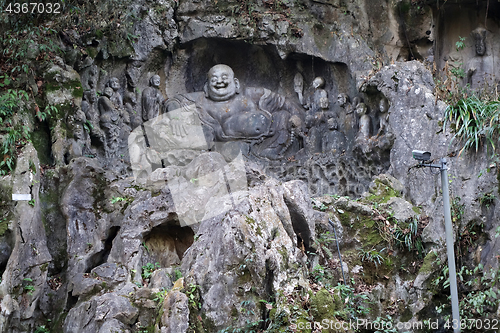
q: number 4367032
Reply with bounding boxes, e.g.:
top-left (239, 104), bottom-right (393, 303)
top-left (5, 2), bottom-right (61, 14)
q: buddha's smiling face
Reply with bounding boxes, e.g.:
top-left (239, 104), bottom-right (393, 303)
top-left (207, 65), bottom-right (238, 101)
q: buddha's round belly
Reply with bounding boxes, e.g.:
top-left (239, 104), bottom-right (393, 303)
top-left (222, 111), bottom-right (272, 137)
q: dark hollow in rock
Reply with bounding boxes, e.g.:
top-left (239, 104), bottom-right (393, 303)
top-left (143, 224), bottom-right (194, 267)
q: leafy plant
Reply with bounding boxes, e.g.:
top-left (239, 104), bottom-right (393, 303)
top-left (312, 198), bottom-right (328, 211)
top-left (141, 241), bottom-right (150, 254)
top-left (141, 262), bottom-right (160, 280)
top-left (443, 95), bottom-right (500, 157)
top-left (455, 36), bottom-right (466, 51)
top-left (311, 264), bottom-right (331, 284)
top-left (34, 325), bottom-right (50, 333)
top-left (126, 32), bottom-right (140, 43)
top-left (450, 66), bottom-right (465, 79)
top-left (38, 105), bottom-right (56, 122)
top-left (0, 89), bottom-right (30, 175)
top-left (334, 283), bottom-right (371, 320)
top-left (451, 196), bottom-right (465, 223)
top-left (312, 231), bottom-right (335, 261)
top-left (358, 248), bottom-right (385, 268)
top-left (185, 283), bottom-right (201, 310)
top-left (478, 192), bottom-right (495, 208)
top-left (0, 24), bottom-right (61, 77)
top-left (110, 196), bottom-right (126, 204)
top-left (372, 315), bottom-right (399, 333)
top-left (435, 264), bottom-right (500, 323)
top-left (23, 278), bottom-right (35, 295)
top-left (173, 268), bottom-right (182, 281)
top-left (153, 287), bottom-right (169, 305)
top-left (393, 218), bottom-right (424, 257)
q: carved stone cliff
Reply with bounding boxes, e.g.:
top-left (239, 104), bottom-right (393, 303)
top-left (0, 0), bottom-right (500, 332)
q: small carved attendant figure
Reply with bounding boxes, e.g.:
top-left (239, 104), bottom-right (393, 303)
top-left (125, 65), bottom-right (142, 129)
top-left (337, 93), bottom-right (353, 131)
top-left (142, 75), bottom-right (163, 122)
top-left (377, 97), bottom-right (389, 136)
top-left (280, 115), bottom-right (305, 155)
top-left (303, 77), bottom-right (330, 153)
top-left (82, 90), bottom-right (106, 146)
top-left (294, 72), bottom-right (305, 106)
top-left (67, 109), bottom-right (90, 162)
top-left (108, 77), bottom-right (124, 108)
top-left (87, 65), bottom-right (98, 90)
top-left (322, 117), bottom-right (346, 153)
top-left (338, 93), bottom-right (349, 109)
top-left (82, 90), bottom-right (98, 123)
top-left (465, 27), bottom-right (493, 89)
top-left (307, 77), bottom-right (328, 112)
top-left (355, 102), bottom-right (370, 142)
top-left (304, 77), bottom-right (328, 125)
top-left (99, 86), bottom-right (121, 157)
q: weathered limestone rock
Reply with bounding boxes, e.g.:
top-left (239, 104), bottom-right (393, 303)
top-left (60, 158), bottom-right (110, 283)
top-left (283, 180), bottom-right (317, 250)
top-left (0, 143), bottom-right (52, 332)
top-left (99, 319), bottom-right (131, 333)
top-left (63, 283), bottom-right (139, 332)
top-left (181, 177), bottom-right (312, 330)
top-left (380, 197), bottom-right (418, 224)
top-left (158, 291), bottom-right (189, 333)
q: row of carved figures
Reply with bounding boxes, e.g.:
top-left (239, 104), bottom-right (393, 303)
top-left (69, 75), bottom-right (164, 160)
top-left (69, 68), bottom-right (391, 161)
top-left (293, 72), bottom-right (390, 153)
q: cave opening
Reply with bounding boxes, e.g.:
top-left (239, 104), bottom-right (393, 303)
top-left (142, 223), bottom-right (194, 268)
top-left (85, 226), bottom-right (120, 273)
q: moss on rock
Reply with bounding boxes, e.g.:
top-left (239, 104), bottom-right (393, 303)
top-left (310, 289), bottom-right (337, 322)
top-left (418, 250), bottom-right (439, 274)
top-left (365, 178), bottom-right (399, 204)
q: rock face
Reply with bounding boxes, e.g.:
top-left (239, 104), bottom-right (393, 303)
top-left (0, 144), bottom-right (52, 332)
top-left (0, 145), bottom-right (318, 332)
top-left (2, 0), bottom-right (500, 332)
top-left (181, 176), bottom-right (311, 330)
top-left (56, 161), bottom-right (317, 332)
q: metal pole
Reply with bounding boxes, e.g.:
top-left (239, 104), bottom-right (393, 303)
top-left (328, 219), bottom-right (347, 285)
top-left (440, 158), bottom-right (461, 332)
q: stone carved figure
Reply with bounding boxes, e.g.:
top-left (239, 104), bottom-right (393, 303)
top-left (304, 77), bottom-right (330, 153)
top-left (294, 72), bottom-right (305, 105)
top-left (355, 102), bottom-right (371, 153)
top-left (125, 64), bottom-right (142, 129)
top-left (305, 77), bottom-right (328, 112)
top-left (322, 117), bottom-right (346, 153)
top-left (338, 93), bottom-right (354, 131)
top-left (472, 27), bottom-right (487, 56)
top-left (107, 77), bottom-right (124, 109)
top-left (279, 115), bottom-right (305, 156)
top-left (356, 102), bottom-right (370, 139)
top-left (82, 90), bottom-right (105, 146)
top-left (66, 109), bottom-right (90, 162)
top-left (87, 65), bottom-right (98, 90)
top-left (338, 93), bottom-right (349, 108)
top-left (142, 75), bottom-right (163, 122)
top-left (98, 86), bottom-right (122, 157)
top-left (165, 64), bottom-right (303, 159)
top-left (465, 27), bottom-right (494, 89)
top-left (377, 97), bottom-right (389, 136)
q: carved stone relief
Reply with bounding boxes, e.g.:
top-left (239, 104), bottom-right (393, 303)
top-left (75, 41), bottom-right (394, 197)
top-left (142, 75), bottom-right (163, 123)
